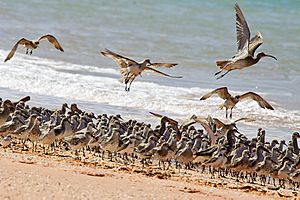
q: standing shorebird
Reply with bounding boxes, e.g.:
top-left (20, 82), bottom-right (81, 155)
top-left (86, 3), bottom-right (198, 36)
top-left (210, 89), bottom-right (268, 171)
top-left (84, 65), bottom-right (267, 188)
top-left (215, 3), bottom-right (277, 79)
top-left (100, 49), bottom-right (182, 91)
top-left (0, 100), bottom-right (14, 126)
top-left (200, 87), bottom-right (274, 118)
top-left (4, 34), bottom-right (64, 62)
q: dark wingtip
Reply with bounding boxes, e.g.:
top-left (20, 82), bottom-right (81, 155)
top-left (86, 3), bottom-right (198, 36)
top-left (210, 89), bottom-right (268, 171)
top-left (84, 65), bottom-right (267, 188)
top-left (100, 50), bottom-right (107, 56)
top-left (234, 3), bottom-right (239, 9)
top-left (21, 96), bottom-right (31, 102)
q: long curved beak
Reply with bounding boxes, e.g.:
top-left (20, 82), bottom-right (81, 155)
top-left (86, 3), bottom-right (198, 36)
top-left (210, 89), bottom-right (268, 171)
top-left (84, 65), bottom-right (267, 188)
top-left (265, 54), bottom-right (277, 60)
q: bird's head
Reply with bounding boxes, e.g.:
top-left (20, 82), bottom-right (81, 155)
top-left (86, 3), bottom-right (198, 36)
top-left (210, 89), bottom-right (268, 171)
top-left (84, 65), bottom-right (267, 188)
top-left (144, 59), bottom-right (151, 65)
top-left (62, 103), bottom-right (69, 109)
top-left (231, 122), bottom-right (238, 130)
top-left (3, 100), bottom-right (13, 108)
top-left (271, 139), bottom-right (279, 145)
top-left (257, 52), bottom-right (277, 60)
top-left (292, 132), bottom-right (300, 139)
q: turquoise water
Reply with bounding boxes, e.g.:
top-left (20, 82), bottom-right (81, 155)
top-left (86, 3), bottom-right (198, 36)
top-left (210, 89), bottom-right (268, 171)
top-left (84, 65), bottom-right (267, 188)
top-left (0, 0), bottom-right (299, 139)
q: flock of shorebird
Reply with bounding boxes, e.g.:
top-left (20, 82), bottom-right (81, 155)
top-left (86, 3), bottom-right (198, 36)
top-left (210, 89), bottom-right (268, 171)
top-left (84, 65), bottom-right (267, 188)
top-left (1, 3), bottom-right (298, 191)
top-left (0, 97), bottom-right (299, 190)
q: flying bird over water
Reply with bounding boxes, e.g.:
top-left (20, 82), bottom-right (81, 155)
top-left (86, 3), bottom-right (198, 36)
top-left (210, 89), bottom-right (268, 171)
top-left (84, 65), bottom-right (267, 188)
top-left (100, 49), bottom-right (182, 91)
top-left (200, 87), bottom-right (274, 118)
top-left (4, 34), bottom-right (64, 62)
top-left (215, 3), bottom-right (277, 79)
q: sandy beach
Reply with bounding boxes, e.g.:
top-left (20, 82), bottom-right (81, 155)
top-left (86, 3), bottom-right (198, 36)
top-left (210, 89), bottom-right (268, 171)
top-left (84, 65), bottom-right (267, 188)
top-left (0, 147), bottom-right (298, 200)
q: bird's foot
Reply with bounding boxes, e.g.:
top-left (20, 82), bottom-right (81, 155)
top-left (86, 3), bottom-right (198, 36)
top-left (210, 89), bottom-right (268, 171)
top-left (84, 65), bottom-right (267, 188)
top-left (216, 74), bottom-right (225, 80)
top-left (214, 71), bottom-right (222, 76)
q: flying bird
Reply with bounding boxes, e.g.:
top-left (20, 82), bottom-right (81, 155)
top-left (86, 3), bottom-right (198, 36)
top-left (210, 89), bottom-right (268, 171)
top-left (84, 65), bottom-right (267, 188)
top-left (215, 3), bottom-right (277, 79)
top-left (4, 34), bottom-right (64, 62)
top-left (100, 49), bottom-right (182, 91)
top-left (200, 87), bottom-right (274, 118)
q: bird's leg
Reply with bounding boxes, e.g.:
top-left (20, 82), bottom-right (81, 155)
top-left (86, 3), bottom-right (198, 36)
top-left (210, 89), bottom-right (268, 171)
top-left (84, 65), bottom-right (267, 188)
top-left (43, 146), bottom-right (45, 154)
top-left (82, 148), bottom-right (85, 157)
top-left (216, 70), bottom-right (232, 80)
top-left (225, 108), bottom-right (228, 119)
top-left (230, 109), bottom-right (233, 119)
top-left (127, 75), bottom-right (136, 92)
top-left (30, 50), bottom-right (33, 55)
top-left (26, 48), bottom-right (28, 54)
top-left (214, 70), bottom-right (223, 76)
top-left (31, 141), bottom-right (35, 152)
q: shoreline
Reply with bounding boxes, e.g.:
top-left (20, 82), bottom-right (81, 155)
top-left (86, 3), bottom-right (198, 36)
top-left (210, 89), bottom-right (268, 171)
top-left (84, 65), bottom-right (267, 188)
top-left (0, 148), bottom-right (297, 199)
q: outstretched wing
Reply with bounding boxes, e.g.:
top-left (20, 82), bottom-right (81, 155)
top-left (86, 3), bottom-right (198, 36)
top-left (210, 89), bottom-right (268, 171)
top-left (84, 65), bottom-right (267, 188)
top-left (12, 96), bottom-right (31, 107)
top-left (4, 38), bottom-right (32, 62)
top-left (234, 117), bottom-right (255, 123)
top-left (149, 111), bottom-right (163, 118)
top-left (239, 92), bottom-right (274, 110)
top-left (38, 34), bottom-right (64, 51)
top-left (148, 63), bottom-right (178, 68)
top-left (200, 87), bottom-right (231, 100)
top-left (149, 112), bottom-right (178, 125)
top-left (213, 118), bottom-right (225, 130)
top-left (235, 3), bottom-right (250, 51)
top-left (248, 32), bottom-right (263, 56)
top-left (100, 49), bottom-right (138, 68)
top-left (179, 119), bottom-right (196, 130)
top-left (144, 66), bottom-right (182, 78)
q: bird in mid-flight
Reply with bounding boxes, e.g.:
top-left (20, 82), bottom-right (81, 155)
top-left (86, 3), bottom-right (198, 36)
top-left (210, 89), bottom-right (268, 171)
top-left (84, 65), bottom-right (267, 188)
top-left (101, 49), bottom-right (182, 91)
top-left (4, 34), bottom-right (64, 62)
top-left (215, 3), bottom-right (277, 79)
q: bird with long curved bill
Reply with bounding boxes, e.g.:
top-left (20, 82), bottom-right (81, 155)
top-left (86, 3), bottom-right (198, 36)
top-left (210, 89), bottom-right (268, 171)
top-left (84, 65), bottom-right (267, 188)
top-left (100, 49), bottom-right (182, 92)
top-left (215, 3), bottom-right (277, 79)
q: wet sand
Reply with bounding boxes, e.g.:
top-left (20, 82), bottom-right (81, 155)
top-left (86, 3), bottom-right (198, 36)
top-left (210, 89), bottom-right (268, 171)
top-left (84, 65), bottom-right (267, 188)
top-left (0, 148), bottom-right (297, 200)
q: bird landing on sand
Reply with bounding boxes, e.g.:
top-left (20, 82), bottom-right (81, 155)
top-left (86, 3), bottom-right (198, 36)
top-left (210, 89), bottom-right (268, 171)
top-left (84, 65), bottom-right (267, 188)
top-left (4, 34), bottom-right (64, 62)
top-left (100, 49), bottom-right (182, 91)
top-left (200, 87), bottom-right (274, 118)
top-left (215, 3), bottom-right (277, 79)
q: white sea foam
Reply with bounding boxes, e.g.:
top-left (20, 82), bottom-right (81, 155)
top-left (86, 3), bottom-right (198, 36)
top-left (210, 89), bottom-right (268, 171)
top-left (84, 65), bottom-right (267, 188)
top-left (0, 50), bottom-right (299, 134)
